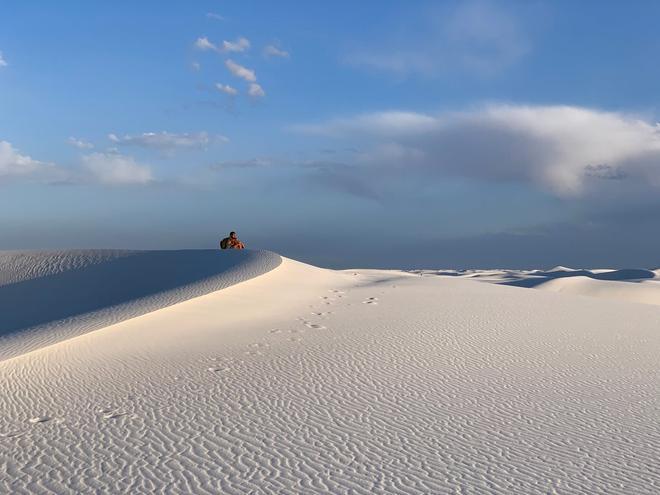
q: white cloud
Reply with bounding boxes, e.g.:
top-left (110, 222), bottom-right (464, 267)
top-left (345, 0), bottom-right (531, 78)
top-left (206, 12), bottom-right (224, 21)
top-left (191, 61), bottom-right (201, 71)
top-left (0, 141), bottom-right (52, 178)
top-left (263, 45), bottom-right (289, 58)
top-left (293, 105), bottom-right (660, 197)
top-left (222, 37), bottom-right (250, 53)
top-left (194, 37), bottom-right (216, 51)
top-left (248, 83), bottom-right (265, 98)
top-left (67, 137), bottom-right (94, 149)
top-left (81, 152), bottom-right (153, 185)
top-left (0, 51), bottom-right (7, 68)
top-left (216, 83), bottom-right (238, 96)
top-left (225, 59), bottom-right (256, 82)
top-left (108, 131), bottom-right (228, 151)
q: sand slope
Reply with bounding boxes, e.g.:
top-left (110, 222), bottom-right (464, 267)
top-left (2, 254), bottom-right (660, 494)
top-left (0, 249), bottom-right (281, 361)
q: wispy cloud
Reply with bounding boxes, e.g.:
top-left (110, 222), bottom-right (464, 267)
top-left (194, 36), bottom-right (251, 54)
top-left (0, 51), bottom-right (7, 68)
top-left (81, 152), bottom-right (153, 185)
top-left (191, 61), bottom-right (201, 71)
top-left (222, 37), bottom-right (250, 53)
top-left (263, 45), bottom-right (289, 58)
top-left (215, 83), bottom-right (238, 96)
top-left (206, 12), bottom-right (224, 21)
top-left (293, 105), bottom-right (660, 198)
top-left (225, 59), bottom-right (256, 82)
top-left (248, 83), bottom-right (265, 98)
top-left (108, 131), bottom-right (228, 151)
top-left (67, 137), bottom-right (94, 150)
top-left (345, 0), bottom-right (531, 78)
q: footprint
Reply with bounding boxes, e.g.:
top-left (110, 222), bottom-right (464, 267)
top-left (269, 328), bottom-right (282, 334)
top-left (28, 416), bottom-right (50, 424)
top-left (96, 408), bottom-right (127, 420)
top-left (103, 412), bottom-right (128, 420)
top-left (244, 350), bottom-right (264, 357)
top-left (304, 322), bottom-right (326, 330)
top-left (1, 430), bottom-right (26, 438)
top-left (310, 311), bottom-right (331, 317)
top-left (362, 297), bottom-right (379, 305)
top-left (247, 342), bottom-right (269, 349)
top-left (207, 366), bottom-right (229, 373)
top-left (288, 337), bottom-right (302, 342)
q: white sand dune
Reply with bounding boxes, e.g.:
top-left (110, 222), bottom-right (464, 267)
top-left (416, 266), bottom-right (660, 306)
top-left (0, 249), bottom-right (281, 361)
top-left (2, 251), bottom-right (660, 494)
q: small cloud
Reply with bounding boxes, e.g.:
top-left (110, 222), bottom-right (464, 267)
top-left (191, 61), bottom-right (201, 71)
top-left (194, 37), bottom-right (217, 51)
top-left (222, 37), bottom-right (250, 53)
top-left (206, 12), bottom-right (224, 21)
top-left (248, 83), bottom-right (265, 98)
top-left (263, 45), bottom-right (289, 58)
top-left (81, 152), bottom-right (153, 185)
top-left (67, 137), bottom-right (94, 150)
top-left (225, 59), bottom-right (256, 82)
top-left (108, 131), bottom-right (228, 151)
top-left (215, 83), bottom-right (238, 96)
top-left (0, 51), bottom-right (7, 68)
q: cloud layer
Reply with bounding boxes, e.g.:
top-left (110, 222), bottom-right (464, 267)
top-left (294, 104), bottom-right (660, 197)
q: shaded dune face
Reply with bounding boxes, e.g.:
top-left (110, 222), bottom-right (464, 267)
top-left (0, 250), bottom-right (281, 361)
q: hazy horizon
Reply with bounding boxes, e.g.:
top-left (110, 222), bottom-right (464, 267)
top-left (3, 1), bottom-right (660, 268)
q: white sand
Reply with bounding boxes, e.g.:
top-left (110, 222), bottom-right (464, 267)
top-left (2, 251), bottom-right (660, 494)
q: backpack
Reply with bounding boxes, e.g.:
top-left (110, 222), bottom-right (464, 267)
top-left (220, 237), bottom-right (230, 249)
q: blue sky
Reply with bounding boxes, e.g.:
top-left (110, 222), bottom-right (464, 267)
top-left (2, 1), bottom-right (660, 268)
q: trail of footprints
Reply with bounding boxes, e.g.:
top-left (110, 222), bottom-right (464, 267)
top-left (11, 287), bottom-right (383, 435)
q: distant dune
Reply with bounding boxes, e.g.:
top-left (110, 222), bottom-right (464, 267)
top-left (2, 252), bottom-right (659, 493)
top-left (414, 265), bottom-right (660, 306)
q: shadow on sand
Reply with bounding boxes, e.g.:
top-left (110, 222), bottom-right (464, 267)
top-left (0, 250), bottom-right (280, 341)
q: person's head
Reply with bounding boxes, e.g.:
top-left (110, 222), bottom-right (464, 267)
top-left (230, 231), bottom-right (237, 239)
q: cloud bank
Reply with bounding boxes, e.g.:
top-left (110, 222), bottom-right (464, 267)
top-left (294, 104), bottom-right (660, 197)
top-left (0, 141), bottom-right (52, 178)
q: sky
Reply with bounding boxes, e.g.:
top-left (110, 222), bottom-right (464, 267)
top-left (2, 0), bottom-right (660, 268)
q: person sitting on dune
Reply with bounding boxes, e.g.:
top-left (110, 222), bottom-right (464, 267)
top-left (220, 231), bottom-right (245, 250)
